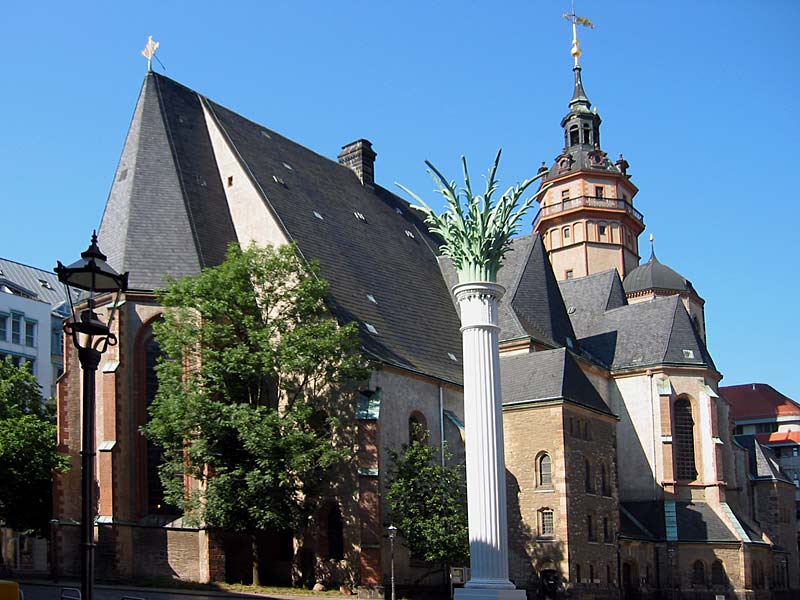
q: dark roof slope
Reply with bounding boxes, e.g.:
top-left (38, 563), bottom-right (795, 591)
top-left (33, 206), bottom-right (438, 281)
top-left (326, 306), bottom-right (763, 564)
top-left (0, 258), bottom-right (68, 311)
top-left (496, 234), bottom-right (576, 348)
top-left (202, 97), bottom-right (463, 383)
top-left (735, 435), bottom-right (794, 484)
top-left (558, 284), bottom-right (715, 371)
top-left (721, 383), bottom-right (800, 420)
top-left (623, 251), bottom-right (700, 297)
top-left (500, 347), bottom-right (612, 415)
top-left (98, 73), bottom-right (237, 290)
top-left (621, 501), bottom-right (745, 542)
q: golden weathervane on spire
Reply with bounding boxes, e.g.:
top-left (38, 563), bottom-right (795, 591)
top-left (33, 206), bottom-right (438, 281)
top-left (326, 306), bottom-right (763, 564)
top-left (563, 1), bottom-right (594, 67)
top-left (141, 35), bottom-right (160, 72)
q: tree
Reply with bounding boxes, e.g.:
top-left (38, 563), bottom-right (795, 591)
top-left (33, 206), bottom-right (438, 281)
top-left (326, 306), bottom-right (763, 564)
top-left (145, 243), bottom-right (369, 585)
top-left (385, 430), bottom-right (469, 575)
top-left (0, 358), bottom-right (68, 564)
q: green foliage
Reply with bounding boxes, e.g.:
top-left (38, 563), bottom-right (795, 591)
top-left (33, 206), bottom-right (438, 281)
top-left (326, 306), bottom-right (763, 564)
top-left (0, 358), bottom-right (68, 536)
top-left (396, 150), bottom-right (549, 282)
top-left (385, 432), bottom-right (469, 566)
top-left (145, 243), bottom-right (369, 533)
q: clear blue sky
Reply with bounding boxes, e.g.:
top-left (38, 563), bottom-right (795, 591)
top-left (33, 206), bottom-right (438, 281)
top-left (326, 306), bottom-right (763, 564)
top-left (2, 1), bottom-right (797, 399)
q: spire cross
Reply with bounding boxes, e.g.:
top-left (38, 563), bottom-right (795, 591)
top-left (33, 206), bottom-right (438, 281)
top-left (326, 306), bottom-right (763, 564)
top-left (141, 35), bottom-right (160, 72)
top-left (563, 2), bottom-right (594, 67)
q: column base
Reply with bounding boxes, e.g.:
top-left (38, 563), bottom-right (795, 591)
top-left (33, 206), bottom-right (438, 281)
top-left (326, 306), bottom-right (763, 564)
top-left (454, 588), bottom-right (527, 600)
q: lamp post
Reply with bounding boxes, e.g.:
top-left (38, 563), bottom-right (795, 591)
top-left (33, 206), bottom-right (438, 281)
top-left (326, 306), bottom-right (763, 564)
top-left (387, 525), bottom-right (397, 600)
top-left (55, 232), bottom-right (128, 600)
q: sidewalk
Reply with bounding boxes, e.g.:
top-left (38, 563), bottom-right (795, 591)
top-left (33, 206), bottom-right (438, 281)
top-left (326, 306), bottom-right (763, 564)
top-left (17, 580), bottom-right (345, 600)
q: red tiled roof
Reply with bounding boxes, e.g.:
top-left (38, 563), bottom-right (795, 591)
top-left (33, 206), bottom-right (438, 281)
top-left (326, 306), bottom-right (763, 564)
top-left (755, 432), bottom-right (800, 445)
top-left (721, 383), bottom-right (800, 420)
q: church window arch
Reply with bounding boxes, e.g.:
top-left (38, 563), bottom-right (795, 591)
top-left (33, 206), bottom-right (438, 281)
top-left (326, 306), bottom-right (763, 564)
top-left (673, 398), bottom-right (698, 480)
top-left (582, 124), bottom-right (592, 145)
top-left (408, 410), bottom-right (428, 444)
top-left (319, 502), bottom-right (344, 560)
top-left (537, 452), bottom-right (553, 487)
top-left (692, 560), bottom-right (706, 586)
top-left (711, 560), bottom-right (726, 586)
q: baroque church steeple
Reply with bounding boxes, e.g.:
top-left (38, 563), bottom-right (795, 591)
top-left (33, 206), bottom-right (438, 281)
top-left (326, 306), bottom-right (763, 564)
top-left (533, 21), bottom-right (644, 282)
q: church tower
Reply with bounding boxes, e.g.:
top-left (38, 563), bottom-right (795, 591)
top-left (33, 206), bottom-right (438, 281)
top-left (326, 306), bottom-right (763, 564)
top-left (534, 27), bottom-right (644, 281)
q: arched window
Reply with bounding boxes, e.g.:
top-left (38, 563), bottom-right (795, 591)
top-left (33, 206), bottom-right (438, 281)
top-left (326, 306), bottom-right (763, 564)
top-left (324, 503), bottom-right (344, 560)
top-left (408, 411), bottom-right (428, 444)
top-left (711, 560), bottom-right (726, 586)
top-left (606, 564), bottom-right (612, 585)
top-left (586, 514), bottom-right (595, 541)
top-left (692, 560), bottom-right (706, 586)
top-left (144, 336), bottom-right (169, 514)
top-left (582, 124), bottom-right (592, 145)
top-left (585, 459), bottom-right (593, 493)
top-left (588, 563), bottom-right (595, 584)
top-left (575, 563), bottom-right (582, 584)
top-left (674, 399), bottom-right (698, 480)
top-left (538, 453), bottom-right (552, 487)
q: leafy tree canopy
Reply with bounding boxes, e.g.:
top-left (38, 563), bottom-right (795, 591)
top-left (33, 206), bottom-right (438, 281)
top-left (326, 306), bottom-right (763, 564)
top-left (0, 358), bottom-right (68, 537)
top-left (386, 431), bottom-right (469, 567)
top-left (145, 243), bottom-right (369, 535)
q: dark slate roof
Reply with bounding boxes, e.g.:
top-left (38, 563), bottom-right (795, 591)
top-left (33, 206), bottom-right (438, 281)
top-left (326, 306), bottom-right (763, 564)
top-left (97, 73), bottom-right (463, 383)
top-left (0, 257), bottom-right (69, 313)
top-left (98, 73), bottom-right (237, 291)
top-left (559, 271), bottom-right (715, 372)
top-left (734, 435), bottom-right (794, 485)
top-left (203, 97), bottom-right (464, 383)
top-left (500, 347), bottom-right (612, 416)
top-left (623, 251), bottom-right (700, 297)
top-left (496, 234), bottom-right (576, 348)
top-left (621, 501), bottom-right (743, 543)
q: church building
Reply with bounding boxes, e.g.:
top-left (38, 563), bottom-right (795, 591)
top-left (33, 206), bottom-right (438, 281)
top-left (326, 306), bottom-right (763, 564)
top-left (52, 39), bottom-right (798, 600)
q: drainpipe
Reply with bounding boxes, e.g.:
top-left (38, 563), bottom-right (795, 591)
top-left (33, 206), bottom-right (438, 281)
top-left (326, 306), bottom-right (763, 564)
top-left (439, 384), bottom-right (445, 467)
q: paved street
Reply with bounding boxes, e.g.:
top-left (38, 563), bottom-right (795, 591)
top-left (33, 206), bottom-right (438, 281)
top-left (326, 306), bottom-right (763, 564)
top-left (18, 582), bottom-right (318, 600)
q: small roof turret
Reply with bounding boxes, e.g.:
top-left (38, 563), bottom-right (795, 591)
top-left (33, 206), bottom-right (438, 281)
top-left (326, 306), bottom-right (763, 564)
top-left (623, 250), bottom-right (699, 297)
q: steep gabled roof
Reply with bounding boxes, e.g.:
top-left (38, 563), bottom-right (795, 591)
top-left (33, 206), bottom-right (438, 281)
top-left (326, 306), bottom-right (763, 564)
top-left (98, 73), bottom-right (237, 291)
top-left (500, 347), bottom-right (612, 416)
top-left (496, 234), bottom-right (576, 348)
top-left (735, 434), bottom-right (794, 484)
top-left (721, 383), bottom-right (800, 420)
top-left (560, 270), bottom-right (715, 371)
top-left (99, 73), bottom-right (462, 383)
top-left (621, 501), bottom-right (747, 542)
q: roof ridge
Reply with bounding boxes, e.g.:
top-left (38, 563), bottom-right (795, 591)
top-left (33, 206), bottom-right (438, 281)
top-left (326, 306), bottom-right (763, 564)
top-left (662, 296), bottom-right (682, 364)
top-left (152, 75), bottom-right (205, 267)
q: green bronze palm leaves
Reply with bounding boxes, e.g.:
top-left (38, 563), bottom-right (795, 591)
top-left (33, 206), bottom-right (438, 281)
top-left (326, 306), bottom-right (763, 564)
top-left (397, 149), bottom-right (550, 283)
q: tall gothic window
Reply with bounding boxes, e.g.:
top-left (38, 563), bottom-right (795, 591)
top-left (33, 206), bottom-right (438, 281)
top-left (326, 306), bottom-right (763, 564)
top-left (674, 399), bottom-right (698, 480)
top-left (538, 453), bottom-right (552, 487)
top-left (144, 337), bottom-right (170, 514)
top-left (585, 459), bottom-right (593, 493)
top-left (692, 560), bottom-right (706, 586)
top-left (408, 411), bottom-right (428, 443)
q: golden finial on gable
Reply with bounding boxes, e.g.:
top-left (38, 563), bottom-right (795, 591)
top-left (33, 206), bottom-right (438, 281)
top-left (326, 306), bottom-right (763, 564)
top-left (141, 35), bottom-right (160, 72)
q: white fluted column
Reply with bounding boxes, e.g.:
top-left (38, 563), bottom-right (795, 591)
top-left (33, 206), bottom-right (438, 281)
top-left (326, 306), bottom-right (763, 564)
top-left (453, 282), bottom-right (525, 600)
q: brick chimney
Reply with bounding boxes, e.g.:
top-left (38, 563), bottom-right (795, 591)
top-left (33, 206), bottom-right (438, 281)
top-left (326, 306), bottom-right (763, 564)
top-left (338, 139), bottom-right (376, 188)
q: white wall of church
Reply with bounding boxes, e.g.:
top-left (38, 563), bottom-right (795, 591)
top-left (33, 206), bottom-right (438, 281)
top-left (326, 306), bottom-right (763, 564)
top-left (202, 104), bottom-right (291, 249)
top-left (613, 374), bottom-right (662, 501)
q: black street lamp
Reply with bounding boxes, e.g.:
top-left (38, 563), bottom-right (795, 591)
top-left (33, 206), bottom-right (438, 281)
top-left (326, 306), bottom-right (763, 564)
top-left (55, 232), bottom-right (128, 600)
top-left (387, 525), bottom-right (397, 600)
